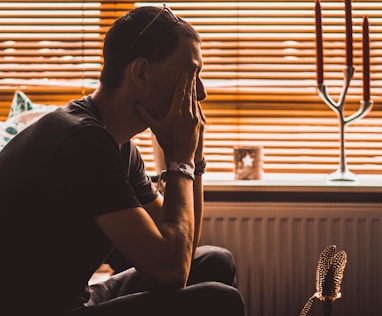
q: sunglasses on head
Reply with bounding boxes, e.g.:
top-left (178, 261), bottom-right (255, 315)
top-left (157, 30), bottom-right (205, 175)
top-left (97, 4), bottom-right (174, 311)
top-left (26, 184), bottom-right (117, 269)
top-left (126, 3), bottom-right (179, 49)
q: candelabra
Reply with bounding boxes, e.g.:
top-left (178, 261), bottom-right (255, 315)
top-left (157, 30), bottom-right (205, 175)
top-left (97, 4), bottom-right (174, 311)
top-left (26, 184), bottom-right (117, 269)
top-left (317, 66), bottom-right (374, 183)
top-left (314, 0), bottom-right (373, 183)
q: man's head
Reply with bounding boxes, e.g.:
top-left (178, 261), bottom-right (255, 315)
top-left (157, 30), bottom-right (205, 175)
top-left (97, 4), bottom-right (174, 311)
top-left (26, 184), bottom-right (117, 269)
top-left (100, 5), bottom-right (201, 89)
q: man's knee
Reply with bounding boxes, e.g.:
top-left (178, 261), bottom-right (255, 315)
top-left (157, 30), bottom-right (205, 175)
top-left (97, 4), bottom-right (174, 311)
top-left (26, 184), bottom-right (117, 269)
top-left (189, 245), bottom-right (237, 286)
top-left (186, 281), bottom-right (246, 316)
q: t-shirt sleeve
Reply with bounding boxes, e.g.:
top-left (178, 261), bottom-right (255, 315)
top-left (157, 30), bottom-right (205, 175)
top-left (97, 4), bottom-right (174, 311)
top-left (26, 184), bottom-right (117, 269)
top-left (120, 140), bottom-right (158, 205)
top-left (52, 126), bottom-right (142, 217)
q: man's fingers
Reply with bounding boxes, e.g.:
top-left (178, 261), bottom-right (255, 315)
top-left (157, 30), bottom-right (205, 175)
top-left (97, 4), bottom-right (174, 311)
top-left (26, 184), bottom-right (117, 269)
top-left (197, 102), bottom-right (206, 124)
top-left (169, 70), bottom-right (197, 115)
top-left (191, 76), bottom-right (198, 118)
top-left (168, 71), bottom-right (190, 114)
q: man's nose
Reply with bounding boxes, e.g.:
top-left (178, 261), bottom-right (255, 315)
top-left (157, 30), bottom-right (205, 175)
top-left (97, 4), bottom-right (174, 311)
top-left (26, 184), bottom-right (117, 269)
top-left (196, 77), bottom-right (207, 101)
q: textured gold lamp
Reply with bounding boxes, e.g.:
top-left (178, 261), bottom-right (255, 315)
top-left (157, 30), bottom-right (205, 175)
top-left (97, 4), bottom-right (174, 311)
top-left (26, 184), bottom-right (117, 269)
top-left (299, 245), bottom-right (347, 316)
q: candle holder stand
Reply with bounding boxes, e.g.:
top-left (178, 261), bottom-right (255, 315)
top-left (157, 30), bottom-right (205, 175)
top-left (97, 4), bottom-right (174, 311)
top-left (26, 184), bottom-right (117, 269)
top-left (317, 66), bottom-right (373, 183)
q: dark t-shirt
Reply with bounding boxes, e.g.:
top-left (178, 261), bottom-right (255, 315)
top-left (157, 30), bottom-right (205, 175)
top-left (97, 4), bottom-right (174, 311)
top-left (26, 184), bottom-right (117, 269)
top-left (0, 96), bottom-right (157, 314)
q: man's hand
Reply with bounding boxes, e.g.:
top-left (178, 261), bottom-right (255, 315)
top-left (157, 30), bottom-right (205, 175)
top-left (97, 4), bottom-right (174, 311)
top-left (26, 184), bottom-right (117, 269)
top-left (135, 70), bottom-right (201, 165)
top-left (194, 101), bottom-right (206, 163)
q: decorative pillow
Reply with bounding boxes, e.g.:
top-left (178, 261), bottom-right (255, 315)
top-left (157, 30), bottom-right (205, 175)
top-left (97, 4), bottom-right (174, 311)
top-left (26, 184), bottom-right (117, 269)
top-left (8, 90), bottom-right (57, 119)
top-left (0, 90), bottom-right (59, 151)
top-left (0, 120), bottom-right (18, 151)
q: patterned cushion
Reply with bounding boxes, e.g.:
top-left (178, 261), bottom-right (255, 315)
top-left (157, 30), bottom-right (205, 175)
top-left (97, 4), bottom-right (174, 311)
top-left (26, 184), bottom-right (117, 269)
top-left (0, 90), bottom-right (58, 151)
top-left (0, 120), bottom-right (18, 151)
top-left (7, 90), bottom-right (35, 119)
top-left (8, 90), bottom-right (57, 119)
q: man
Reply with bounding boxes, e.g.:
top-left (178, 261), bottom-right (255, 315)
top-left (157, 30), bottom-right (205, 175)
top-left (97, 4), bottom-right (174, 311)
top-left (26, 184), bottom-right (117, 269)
top-left (0, 5), bottom-right (245, 316)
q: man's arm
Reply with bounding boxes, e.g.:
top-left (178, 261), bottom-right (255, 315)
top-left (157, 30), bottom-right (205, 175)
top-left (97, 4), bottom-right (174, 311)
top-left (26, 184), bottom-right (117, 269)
top-left (192, 172), bottom-right (203, 255)
top-left (143, 171), bottom-right (203, 258)
top-left (97, 71), bottom-right (200, 289)
top-left (96, 170), bottom-right (194, 289)
top-left (192, 101), bottom-right (206, 253)
top-left (144, 121), bottom-right (205, 257)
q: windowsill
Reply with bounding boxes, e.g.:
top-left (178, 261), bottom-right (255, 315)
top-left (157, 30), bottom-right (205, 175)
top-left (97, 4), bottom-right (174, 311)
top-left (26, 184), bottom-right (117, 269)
top-left (203, 172), bottom-right (381, 190)
top-left (202, 173), bottom-right (382, 203)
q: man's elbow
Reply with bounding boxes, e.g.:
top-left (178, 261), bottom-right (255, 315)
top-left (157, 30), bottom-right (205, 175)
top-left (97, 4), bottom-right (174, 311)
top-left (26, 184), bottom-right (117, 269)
top-left (146, 264), bottom-right (190, 290)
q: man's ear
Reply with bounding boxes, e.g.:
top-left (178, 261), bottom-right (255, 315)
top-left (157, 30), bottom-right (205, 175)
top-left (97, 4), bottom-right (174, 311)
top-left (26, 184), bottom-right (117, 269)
top-left (130, 57), bottom-right (148, 88)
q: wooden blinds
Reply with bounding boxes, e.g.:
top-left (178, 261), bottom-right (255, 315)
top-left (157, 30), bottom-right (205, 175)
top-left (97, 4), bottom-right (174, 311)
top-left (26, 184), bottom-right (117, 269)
top-left (0, 1), bottom-right (131, 114)
top-left (0, 1), bottom-right (381, 175)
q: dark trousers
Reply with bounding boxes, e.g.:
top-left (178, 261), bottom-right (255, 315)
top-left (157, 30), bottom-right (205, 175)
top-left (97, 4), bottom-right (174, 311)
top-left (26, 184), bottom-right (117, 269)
top-left (70, 245), bottom-right (246, 316)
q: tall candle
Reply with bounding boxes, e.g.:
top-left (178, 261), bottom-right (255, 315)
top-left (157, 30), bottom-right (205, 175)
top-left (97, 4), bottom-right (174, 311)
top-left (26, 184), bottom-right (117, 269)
top-left (344, 0), bottom-right (353, 68)
top-left (315, 0), bottom-right (324, 85)
top-left (362, 16), bottom-right (370, 103)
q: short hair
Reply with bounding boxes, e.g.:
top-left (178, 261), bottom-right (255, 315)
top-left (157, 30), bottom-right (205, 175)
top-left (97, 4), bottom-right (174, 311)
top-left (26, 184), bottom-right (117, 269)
top-left (100, 6), bottom-right (201, 89)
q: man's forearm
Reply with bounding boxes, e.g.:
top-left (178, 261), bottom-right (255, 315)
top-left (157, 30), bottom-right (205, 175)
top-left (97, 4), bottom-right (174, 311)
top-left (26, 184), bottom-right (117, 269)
top-left (192, 174), bottom-right (204, 256)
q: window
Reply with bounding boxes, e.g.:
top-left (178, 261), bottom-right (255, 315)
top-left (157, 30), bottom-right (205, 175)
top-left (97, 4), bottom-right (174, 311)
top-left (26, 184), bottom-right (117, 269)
top-left (1, 0), bottom-right (381, 175)
top-left (0, 1), bottom-right (133, 109)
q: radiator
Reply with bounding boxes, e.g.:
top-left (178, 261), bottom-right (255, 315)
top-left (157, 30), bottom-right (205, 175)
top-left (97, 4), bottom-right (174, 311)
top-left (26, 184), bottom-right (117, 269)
top-left (200, 202), bottom-right (382, 316)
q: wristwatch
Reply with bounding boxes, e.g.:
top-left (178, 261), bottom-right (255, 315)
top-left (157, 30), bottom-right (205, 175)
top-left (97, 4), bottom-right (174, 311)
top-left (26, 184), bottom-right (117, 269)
top-left (166, 162), bottom-right (195, 180)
